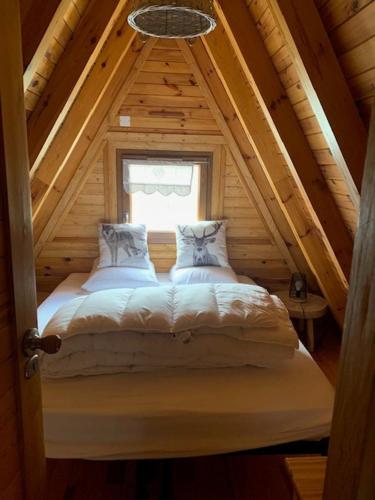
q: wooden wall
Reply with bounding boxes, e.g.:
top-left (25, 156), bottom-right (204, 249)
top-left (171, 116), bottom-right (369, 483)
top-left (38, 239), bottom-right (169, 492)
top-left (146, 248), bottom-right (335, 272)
top-left (0, 135), bottom-right (24, 499)
top-left (246, 0), bottom-right (365, 237)
top-left (35, 39), bottom-right (294, 294)
top-left (317, 0), bottom-right (375, 127)
top-left (34, 0), bottom-right (375, 298)
top-left (24, 0), bottom-right (89, 117)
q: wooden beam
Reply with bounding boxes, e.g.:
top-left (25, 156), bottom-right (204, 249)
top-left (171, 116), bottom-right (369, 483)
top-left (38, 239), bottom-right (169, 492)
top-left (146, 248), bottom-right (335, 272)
top-left (30, 3), bottom-right (134, 221)
top-left (268, 0), bottom-right (366, 208)
top-left (20, 0), bottom-right (62, 71)
top-left (178, 39), bottom-right (299, 276)
top-left (324, 106), bottom-right (375, 499)
top-left (27, 0), bottom-right (124, 169)
top-left (34, 38), bottom-right (156, 255)
top-left (215, 0), bottom-right (354, 282)
top-left (22, 0), bottom-right (71, 90)
top-left (203, 22), bottom-right (348, 324)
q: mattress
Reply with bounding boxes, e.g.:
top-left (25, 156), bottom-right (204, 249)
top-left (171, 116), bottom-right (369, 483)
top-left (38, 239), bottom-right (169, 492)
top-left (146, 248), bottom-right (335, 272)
top-left (39, 273), bottom-right (334, 459)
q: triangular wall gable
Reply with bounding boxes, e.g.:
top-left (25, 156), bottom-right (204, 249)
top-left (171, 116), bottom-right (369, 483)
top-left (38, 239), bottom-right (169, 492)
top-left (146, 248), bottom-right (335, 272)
top-left (36, 39), bottom-right (301, 293)
top-left (31, 0), bottom-right (374, 324)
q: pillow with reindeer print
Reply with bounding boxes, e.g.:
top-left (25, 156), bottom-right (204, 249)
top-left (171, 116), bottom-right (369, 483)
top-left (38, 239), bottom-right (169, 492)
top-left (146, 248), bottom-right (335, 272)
top-left (175, 221), bottom-right (230, 269)
top-left (98, 223), bottom-right (152, 269)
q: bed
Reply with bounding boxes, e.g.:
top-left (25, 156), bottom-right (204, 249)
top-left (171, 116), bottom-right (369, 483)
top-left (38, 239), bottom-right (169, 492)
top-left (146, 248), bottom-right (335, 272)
top-left (39, 273), bottom-right (334, 459)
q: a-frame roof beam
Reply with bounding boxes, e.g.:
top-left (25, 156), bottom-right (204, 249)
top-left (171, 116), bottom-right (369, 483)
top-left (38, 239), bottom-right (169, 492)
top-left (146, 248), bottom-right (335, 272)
top-left (27, 0), bottom-right (125, 169)
top-left (215, 0), bottom-right (353, 282)
top-left (268, 0), bottom-right (366, 207)
top-left (30, 2), bottom-right (133, 221)
top-left (36, 38), bottom-right (157, 253)
top-left (20, 0), bottom-right (62, 71)
top-left (186, 39), bottom-right (319, 287)
top-left (32, 29), bottom-right (149, 250)
top-left (178, 39), bottom-right (299, 276)
top-left (203, 21), bottom-right (348, 325)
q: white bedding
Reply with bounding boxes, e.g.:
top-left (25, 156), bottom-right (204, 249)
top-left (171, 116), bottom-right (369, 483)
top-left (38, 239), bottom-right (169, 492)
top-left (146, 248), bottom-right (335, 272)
top-left (37, 272), bottom-right (250, 332)
top-left (39, 274), bottom-right (334, 459)
top-left (40, 277), bottom-right (298, 378)
top-left (42, 344), bottom-right (334, 459)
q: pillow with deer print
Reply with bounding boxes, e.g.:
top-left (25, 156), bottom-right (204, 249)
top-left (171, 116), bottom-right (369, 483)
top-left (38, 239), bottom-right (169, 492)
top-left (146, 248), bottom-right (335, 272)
top-left (98, 223), bottom-right (152, 269)
top-left (175, 221), bottom-right (230, 269)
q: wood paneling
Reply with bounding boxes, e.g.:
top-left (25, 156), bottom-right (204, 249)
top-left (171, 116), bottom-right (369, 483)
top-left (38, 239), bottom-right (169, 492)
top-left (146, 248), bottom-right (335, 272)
top-left (23, 0), bottom-right (83, 117)
top-left (217, 0), bottom-right (354, 293)
top-left (33, 37), bottom-right (156, 258)
top-left (318, 0), bottom-right (375, 126)
top-left (20, 0), bottom-right (62, 71)
top-left (245, 0), bottom-right (361, 238)
top-left (27, 0), bottom-right (122, 169)
top-left (36, 40), bottom-right (296, 293)
top-left (206, 12), bottom-right (348, 324)
top-left (31, 7), bottom-right (139, 244)
top-left (269, 0), bottom-right (366, 202)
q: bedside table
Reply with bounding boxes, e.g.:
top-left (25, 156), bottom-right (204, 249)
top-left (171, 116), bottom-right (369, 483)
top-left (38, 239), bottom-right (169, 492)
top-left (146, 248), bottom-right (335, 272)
top-left (276, 291), bottom-right (328, 352)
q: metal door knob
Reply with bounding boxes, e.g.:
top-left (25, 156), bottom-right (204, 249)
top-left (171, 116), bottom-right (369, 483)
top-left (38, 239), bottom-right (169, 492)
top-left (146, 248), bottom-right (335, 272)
top-left (23, 328), bottom-right (62, 356)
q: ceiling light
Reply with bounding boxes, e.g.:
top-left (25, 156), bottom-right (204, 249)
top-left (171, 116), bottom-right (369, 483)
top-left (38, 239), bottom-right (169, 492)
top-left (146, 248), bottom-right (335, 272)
top-left (128, 1), bottom-right (216, 39)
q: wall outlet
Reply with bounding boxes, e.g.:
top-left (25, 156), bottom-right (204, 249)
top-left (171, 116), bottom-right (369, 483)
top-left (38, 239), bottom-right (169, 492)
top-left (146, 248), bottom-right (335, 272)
top-left (119, 115), bottom-right (131, 127)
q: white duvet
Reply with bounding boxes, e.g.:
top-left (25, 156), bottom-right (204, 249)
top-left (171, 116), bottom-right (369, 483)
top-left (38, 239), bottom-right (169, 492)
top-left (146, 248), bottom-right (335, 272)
top-left (41, 283), bottom-right (299, 378)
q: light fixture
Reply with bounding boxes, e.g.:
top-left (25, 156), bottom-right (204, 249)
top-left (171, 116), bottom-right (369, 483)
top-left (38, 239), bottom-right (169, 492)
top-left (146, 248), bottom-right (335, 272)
top-left (128, 1), bottom-right (216, 39)
top-left (289, 273), bottom-right (308, 303)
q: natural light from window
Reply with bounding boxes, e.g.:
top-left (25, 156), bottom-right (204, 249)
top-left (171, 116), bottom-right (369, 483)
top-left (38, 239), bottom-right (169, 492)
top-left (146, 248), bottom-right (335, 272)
top-left (130, 166), bottom-right (200, 231)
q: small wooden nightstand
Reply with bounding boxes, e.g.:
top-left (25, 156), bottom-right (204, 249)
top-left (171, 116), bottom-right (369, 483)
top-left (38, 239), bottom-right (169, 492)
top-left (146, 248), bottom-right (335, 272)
top-left (276, 291), bottom-right (328, 352)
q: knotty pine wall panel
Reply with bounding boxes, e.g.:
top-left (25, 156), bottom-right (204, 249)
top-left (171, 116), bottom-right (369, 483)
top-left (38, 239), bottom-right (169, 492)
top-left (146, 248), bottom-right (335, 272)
top-left (246, 0), bottom-right (359, 237)
top-left (35, 38), bottom-right (292, 293)
top-left (317, 0), bottom-right (375, 127)
top-left (24, 0), bottom-right (88, 118)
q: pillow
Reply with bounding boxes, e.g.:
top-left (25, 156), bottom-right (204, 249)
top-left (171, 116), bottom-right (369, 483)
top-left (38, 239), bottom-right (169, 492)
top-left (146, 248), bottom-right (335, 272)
top-left (170, 265), bottom-right (238, 285)
top-left (98, 223), bottom-right (151, 269)
top-left (175, 221), bottom-right (229, 269)
top-left (82, 265), bottom-right (159, 292)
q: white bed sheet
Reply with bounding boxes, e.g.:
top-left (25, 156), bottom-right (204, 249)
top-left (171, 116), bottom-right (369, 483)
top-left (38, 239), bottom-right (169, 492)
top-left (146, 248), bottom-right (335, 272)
top-left (39, 273), bottom-right (334, 459)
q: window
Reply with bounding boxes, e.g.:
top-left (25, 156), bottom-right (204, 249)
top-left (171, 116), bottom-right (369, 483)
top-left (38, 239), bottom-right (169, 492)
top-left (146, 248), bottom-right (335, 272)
top-left (117, 151), bottom-right (211, 241)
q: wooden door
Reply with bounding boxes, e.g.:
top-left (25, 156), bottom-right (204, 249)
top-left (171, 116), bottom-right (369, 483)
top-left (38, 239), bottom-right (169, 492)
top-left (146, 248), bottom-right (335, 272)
top-left (0, 0), bottom-right (45, 499)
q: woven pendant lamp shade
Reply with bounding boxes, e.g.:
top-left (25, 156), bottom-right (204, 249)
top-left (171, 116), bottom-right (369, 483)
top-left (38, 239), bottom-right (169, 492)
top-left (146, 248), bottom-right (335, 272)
top-left (128, 0), bottom-right (216, 38)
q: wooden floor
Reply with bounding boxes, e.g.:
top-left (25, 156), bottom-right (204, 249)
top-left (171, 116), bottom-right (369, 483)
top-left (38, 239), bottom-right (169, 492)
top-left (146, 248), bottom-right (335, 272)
top-left (46, 318), bottom-right (341, 500)
top-left (47, 454), bottom-right (297, 500)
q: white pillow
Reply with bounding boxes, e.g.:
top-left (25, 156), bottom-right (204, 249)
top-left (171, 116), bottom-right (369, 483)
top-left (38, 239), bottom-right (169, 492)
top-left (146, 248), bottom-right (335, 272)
top-left (82, 266), bottom-right (160, 292)
top-left (98, 223), bottom-right (151, 269)
top-left (170, 265), bottom-right (238, 285)
top-left (175, 221), bottom-right (229, 269)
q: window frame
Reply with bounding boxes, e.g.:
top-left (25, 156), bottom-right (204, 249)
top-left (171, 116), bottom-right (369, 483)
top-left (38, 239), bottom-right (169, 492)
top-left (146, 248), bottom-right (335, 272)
top-left (116, 150), bottom-right (212, 243)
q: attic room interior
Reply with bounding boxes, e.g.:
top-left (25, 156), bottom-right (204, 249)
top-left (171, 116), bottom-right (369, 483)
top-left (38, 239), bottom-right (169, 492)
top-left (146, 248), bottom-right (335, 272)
top-left (0, 0), bottom-right (374, 499)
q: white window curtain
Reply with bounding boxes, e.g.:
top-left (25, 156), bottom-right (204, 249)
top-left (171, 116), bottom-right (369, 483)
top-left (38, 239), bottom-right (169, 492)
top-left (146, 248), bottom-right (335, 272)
top-left (123, 159), bottom-right (196, 197)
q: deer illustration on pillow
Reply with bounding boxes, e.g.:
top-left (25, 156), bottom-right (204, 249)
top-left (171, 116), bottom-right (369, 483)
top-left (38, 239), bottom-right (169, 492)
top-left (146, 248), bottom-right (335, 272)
top-left (178, 222), bottom-right (222, 266)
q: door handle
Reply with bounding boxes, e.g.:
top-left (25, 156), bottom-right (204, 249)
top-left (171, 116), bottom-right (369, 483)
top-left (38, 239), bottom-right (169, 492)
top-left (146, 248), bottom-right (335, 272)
top-left (23, 328), bottom-right (62, 356)
top-left (23, 328), bottom-right (62, 379)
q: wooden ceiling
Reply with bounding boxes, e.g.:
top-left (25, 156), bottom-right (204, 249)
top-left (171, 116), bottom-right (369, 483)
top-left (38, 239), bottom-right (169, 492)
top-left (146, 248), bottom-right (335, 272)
top-left (21, 0), bottom-right (375, 326)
